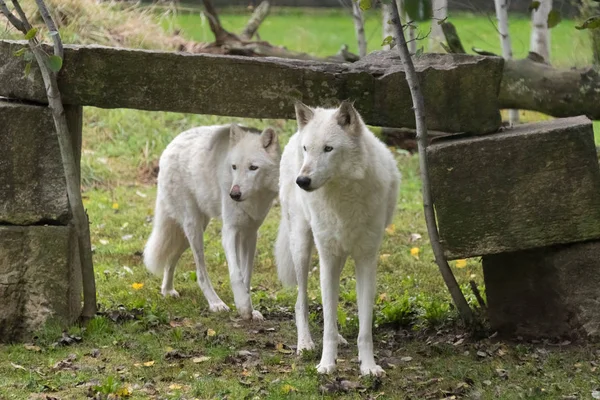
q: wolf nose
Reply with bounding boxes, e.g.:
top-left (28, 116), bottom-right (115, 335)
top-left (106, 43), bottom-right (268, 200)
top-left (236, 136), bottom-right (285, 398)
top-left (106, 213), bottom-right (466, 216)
top-left (230, 185), bottom-right (242, 201)
top-left (296, 176), bottom-right (311, 190)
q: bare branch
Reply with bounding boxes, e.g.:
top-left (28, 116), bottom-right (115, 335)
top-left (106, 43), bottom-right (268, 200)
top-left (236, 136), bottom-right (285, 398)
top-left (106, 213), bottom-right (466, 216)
top-left (35, 0), bottom-right (63, 58)
top-left (240, 0), bottom-right (270, 41)
top-left (0, 0), bottom-right (26, 33)
top-left (389, 0), bottom-right (474, 324)
top-left (10, 0), bottom-right (31, 30)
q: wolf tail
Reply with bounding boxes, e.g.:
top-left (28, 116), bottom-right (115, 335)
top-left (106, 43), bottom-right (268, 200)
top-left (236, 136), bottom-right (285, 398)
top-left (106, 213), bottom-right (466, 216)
top-left (275, 214), bottom-right (297, 287)
top-left (143, 205), bottom-right (187, 277)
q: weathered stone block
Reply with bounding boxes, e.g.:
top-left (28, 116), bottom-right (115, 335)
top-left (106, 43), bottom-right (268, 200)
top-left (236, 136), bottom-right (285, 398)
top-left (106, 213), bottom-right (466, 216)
top-left (0, 225), bottom-right (81, 342)
top-left (427, 116), bottom-right (600, 259)
top-left (483, 240), bottom-right (600, 340)
top-left (0, 100), bottom-right (69, 225)
top-left (0, 40), bottom-right (503, 133)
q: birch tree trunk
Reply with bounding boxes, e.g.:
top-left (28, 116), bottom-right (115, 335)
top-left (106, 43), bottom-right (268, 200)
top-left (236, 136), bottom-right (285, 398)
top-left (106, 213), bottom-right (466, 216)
top-left (530, 0), bottom-right (552, 62)
top-left (382, 2), bottom-right (394, 50)
top-left (352, 0), bottom-right (367, 57)
top-left (494, 0), bottom-right (519, 125)
top-left (430, 0), bottom-right (447, 52)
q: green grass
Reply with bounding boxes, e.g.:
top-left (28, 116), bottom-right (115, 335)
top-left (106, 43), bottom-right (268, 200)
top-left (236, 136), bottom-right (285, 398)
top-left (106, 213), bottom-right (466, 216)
top-left (2, 6), bottom-right (600, 400)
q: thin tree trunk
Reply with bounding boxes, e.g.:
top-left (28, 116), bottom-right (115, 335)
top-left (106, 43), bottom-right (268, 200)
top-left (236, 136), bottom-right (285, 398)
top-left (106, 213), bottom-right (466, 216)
top-left (0, 0), bottom-right (98, 319)
top-left (430, 0), bottom-right (447, 52)
top-left (382, 3), bottom-right (394, 50)
top-left (494, 0), bottom-right (519, 125)
top-left (530, 0), bottom-right (551, 62)
top-left (202, 0), bottom-right (238, 45)
top-left (398, 0), bottom-right (417, 54)
top-left (240, 0), bottom-right (270, 41)
top-left (389, 0), bottom-right (474, 325)
top-left (351, 0), bottom-right (367, 57)
top-left (580, 0), bottom-right (600, 65)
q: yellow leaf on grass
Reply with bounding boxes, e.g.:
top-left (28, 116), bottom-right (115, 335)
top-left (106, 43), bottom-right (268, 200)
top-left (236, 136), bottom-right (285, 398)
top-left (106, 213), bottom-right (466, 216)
top-left (410, 247), bottom-right (420, 259)
top-left (112, 202), bottom-right (119, 210)
top-left (281, 384), bottom-right (297, 394)
top-left (115, 387), bottom-right (132, 397)
top-left (169, 384), bottom-right (182, 390)
top-left (192, 356), bottom-right (211, 363)
top-left (276, 343), bottom-right (293, 354)
top-left (455, 259), bottom-right (467, 268)
top-left (131, 282), bottom-right (144, 290)
top-left (380, 254), bottom-right (391, 261)
top-left (143, 360), bottom-right (155, 367)
top-left (385, 224), bottom-right (395, 235)
top-left (206, 328), bottom-right (216, 337)
top-left (378, 293), bottom-right (389, 303)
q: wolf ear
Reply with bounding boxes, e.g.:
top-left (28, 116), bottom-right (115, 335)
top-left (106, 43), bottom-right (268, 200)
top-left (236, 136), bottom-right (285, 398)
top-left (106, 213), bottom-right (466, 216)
top-left (294, 101), bottom-right (314, 131)
top-left (261, 127), bottom-right (280, 156)
top-left (336, 100), bottom-right (360, 134)
top-left (230, 123), bottom-right (246, 145)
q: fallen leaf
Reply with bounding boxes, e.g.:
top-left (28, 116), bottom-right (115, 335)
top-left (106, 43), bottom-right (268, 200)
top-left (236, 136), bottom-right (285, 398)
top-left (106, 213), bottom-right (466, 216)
top-left (409, 233), bottom-right (422, 242)
top-left (193, 356), bottom-right (211, 363)
top-left (378, 293), bottom-right (389, 303)
top-left (11, 362), bottom-right (26, 371)
top-left (115, 386), bottom-right (132, 397)
top-left (592, 390), bottom-right (600, 399)
top-left (99, 239), bottom-right (109, 245)
top-left (379, 254), bottom-right (391, 261)
top-left (385, 224), bottom-right (395, 235)
top-left (136, 190), bottom-right (147, 198)
top-left (455, 259), bottom-right (467, 268)
top-left (143, 360), bottom-right (155, 367)
top-left (400, 356), bottom-right (413, 362)
top-left (131, 282), bottom-right (144, 290)
top-left (123, 266), bottom-right (134, 275)
top-left (122, 234), bottom-right (133, 241)
top-left (206, 328), bottom-right (216, 337)
top-left (476, 351), bottom-right (487, 358)
top-left (169, 384), bottom-right (182, 390)
top-left (24, 344), bottom-right (41, 352)
top-left (410, 247), bottom-right (420, 259)
top-left (281, 384), bottom-right (297, 394)
top-left (276, 343), bottom-right (293, 354)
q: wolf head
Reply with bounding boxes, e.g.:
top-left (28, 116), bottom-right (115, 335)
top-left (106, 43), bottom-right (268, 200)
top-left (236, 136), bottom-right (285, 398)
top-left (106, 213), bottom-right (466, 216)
top-left (227, 124), bottom-right (281, 202)
top-left (293, 100), bottom-right (367, 192)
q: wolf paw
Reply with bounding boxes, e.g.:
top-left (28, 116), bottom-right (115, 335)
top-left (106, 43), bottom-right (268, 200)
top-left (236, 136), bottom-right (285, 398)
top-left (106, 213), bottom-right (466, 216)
top-left (360, 364), bottom-right (385, 377)
top-left (161, 289), bottom-right (180, 298)
top-left (297, 339), bottom-right (315, 354)
top-left (251, 310), bottom-right (265, 321)
top-left (209, 301), bottom-right (230, 313)
top-left (316, 362), bottom-right (337, 375)
top-left (338, 334), bottom-right (348, 346)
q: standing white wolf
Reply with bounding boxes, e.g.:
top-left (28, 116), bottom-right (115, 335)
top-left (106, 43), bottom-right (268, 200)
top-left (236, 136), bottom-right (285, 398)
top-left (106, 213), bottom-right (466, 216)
top-left (144, 123), bottom-right (280, 321)
top-left (275, 101), bottom-right (400, 376)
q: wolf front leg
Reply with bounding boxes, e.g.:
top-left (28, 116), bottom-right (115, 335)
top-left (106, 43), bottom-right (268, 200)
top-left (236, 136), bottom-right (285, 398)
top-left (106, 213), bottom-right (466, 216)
top-left (222, 224), bottom-right (261, 320)
top-left (290, 222), bottom-right (315, 353)
top-left (354, 252), bottom-right (385, 377)
top-left (316, 250), bottom-right (347, 374)
top-left (239, 227), bottom-right (264, 320)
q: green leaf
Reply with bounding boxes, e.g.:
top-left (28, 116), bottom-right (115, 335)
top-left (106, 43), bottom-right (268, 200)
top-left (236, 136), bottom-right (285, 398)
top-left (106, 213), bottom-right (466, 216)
top-left (358, 0), bottom-right (372, 11)
top-left (575, 15), bottom-right (600, 30)
top-left (48, 55), bottom-right (63, 72)
top-left (24, 62), bottom-right (32, 77)
top-left (13, 48), bottom-right (27, 57)
top-left (528, 1), bottom-right (541, 11)
top-left (24, 28), bottom-right (38, 40)
top-left (415, 46), bottom-right (424, 57)
top-left (404, 0), bottom-right (433, 22)
top-left (437, 16), bottom-right (448, 25)
top-left (440, 42), bottom-right (451, 53)
top-left (381, 35), bottom-right (394, 47)
top-left (547, 9), bottom-right (562, 28)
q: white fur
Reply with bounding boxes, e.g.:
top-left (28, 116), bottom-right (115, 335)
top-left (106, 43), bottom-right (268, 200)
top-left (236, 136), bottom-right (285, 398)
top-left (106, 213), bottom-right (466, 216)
top-left (275, 101), bottom-right (400, 376)
top-left (144, 124), bottom-right (280, 320)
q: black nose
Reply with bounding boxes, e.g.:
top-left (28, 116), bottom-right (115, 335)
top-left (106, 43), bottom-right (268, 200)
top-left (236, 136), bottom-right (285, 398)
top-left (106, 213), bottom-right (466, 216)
top-left (296, 176), bottom-right (311, 189)
top-left (230, 192), bottom-right (242, 201)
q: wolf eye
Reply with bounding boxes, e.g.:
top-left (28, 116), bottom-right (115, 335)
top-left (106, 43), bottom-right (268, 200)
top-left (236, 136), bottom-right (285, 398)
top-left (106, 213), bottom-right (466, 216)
top-left (249, 165), bottom-right (258, 171)
top-left (303, 146), bottom-right (307, 151)
top-left (232, 165), bottom-right (237, 170)
top-left (324, 146), bottom-right (333, 152)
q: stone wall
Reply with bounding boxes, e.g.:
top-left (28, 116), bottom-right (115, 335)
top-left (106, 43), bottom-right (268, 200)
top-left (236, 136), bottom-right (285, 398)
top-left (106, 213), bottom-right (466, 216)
top-left (0, 100), bottom-right (82, 342)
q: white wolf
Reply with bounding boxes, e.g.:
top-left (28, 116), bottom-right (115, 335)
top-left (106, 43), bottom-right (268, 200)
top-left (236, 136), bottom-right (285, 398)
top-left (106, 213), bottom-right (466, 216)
top-left (144, 123), bottom-right (281, 321)
top-left (275, 101), bottom-right (400, 376)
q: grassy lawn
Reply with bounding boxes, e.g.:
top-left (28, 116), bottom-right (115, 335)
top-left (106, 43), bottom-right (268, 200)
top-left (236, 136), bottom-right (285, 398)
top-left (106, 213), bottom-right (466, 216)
top-left (1, 6), bottom-right (600, 400)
